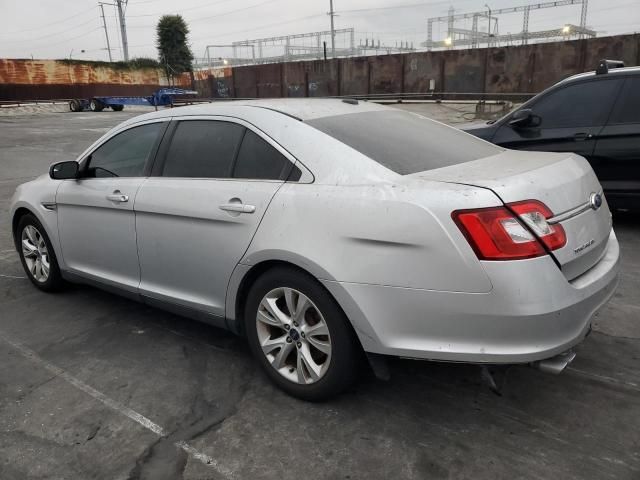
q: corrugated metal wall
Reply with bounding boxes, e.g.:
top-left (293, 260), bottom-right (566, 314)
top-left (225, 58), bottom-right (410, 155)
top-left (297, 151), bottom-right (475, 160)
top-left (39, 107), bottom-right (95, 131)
top-left (1, 34), bottom-right (638, 101)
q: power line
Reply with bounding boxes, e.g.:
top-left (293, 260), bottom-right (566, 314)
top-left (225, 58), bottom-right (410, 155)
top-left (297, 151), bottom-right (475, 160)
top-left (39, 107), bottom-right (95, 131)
top-left (190, 0), bottom-right (279, 23)
top-left (30, 27), bottom-right (103, 51)
top-left (1, 17), bottom-right (101, 45)
top-left (338, 0), bottom-right (476, 15)
top-left (123, 0), bottom-right (282, 30)
top-left (127, 12), bottom-right (325, 48)
top-left (126, 0), bottom-right (237, 17)
top-left (0, 6), bottom-right (98, 36)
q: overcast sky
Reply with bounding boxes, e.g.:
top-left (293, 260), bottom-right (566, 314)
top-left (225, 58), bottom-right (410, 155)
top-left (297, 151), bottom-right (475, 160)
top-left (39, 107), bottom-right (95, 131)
top-left (1, 0), bottom-right (638, 62)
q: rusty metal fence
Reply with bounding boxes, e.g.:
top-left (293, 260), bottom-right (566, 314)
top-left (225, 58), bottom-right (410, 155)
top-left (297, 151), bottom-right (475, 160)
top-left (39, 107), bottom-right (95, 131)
top-left (1, 34), bottom-right (638, 102)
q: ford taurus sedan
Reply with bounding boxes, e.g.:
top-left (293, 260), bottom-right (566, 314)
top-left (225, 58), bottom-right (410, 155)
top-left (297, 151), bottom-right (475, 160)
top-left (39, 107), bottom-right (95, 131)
top-left (10, 99), bottom-right (620, 400)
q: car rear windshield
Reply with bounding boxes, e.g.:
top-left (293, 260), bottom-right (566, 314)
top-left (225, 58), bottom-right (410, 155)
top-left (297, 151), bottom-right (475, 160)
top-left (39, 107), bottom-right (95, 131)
top-left (307, 110), bottom-right (502, 175)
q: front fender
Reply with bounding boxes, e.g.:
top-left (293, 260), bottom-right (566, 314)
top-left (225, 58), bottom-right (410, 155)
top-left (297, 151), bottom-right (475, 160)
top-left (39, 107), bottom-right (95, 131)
top-left (10, 177), bottom-right (64, 270)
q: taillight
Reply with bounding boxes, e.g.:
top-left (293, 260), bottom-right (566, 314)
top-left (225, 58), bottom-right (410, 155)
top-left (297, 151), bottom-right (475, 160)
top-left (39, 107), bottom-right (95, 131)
top-left (452, 207), bottom-right (546, 260)
top-left (507, 200), bottom-right (567, 251)
top-left (452, 200), bottom-right (566, 261)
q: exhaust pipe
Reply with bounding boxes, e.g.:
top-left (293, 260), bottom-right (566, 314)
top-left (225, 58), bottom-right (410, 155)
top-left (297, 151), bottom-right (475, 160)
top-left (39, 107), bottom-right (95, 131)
top-left (531, 350), bottom-right (576, 374)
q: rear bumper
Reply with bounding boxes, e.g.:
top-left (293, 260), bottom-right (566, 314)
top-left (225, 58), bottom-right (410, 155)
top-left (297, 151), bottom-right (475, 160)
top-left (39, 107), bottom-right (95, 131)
top-left (323, 230), bottom-right (620, 364)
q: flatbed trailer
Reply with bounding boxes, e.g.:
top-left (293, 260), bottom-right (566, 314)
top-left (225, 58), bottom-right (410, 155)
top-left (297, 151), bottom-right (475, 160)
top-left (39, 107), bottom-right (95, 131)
top-left (68, 88), bottom-right (198, 112)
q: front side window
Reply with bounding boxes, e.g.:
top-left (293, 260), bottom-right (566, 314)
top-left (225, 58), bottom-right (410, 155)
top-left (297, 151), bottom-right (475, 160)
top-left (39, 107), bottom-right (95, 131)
top-left (87, 122), bottom-right (163, 177)
top-left (530, 79), bottom-right (623, 128)
top-left (233, 130), bottom-right (291, 180)
top-left (162, 120), bottom-right (244, 178)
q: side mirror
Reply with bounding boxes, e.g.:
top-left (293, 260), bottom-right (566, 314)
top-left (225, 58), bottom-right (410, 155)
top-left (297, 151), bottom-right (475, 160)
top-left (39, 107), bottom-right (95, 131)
top-left (508, 108), bottom-right (540, 128)
top-left (49, 161), bottom-right (79, 180)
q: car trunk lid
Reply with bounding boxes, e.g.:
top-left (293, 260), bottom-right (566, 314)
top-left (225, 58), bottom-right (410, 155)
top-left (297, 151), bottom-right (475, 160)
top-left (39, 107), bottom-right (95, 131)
top-left (414, 149), bottom-right (613, 280)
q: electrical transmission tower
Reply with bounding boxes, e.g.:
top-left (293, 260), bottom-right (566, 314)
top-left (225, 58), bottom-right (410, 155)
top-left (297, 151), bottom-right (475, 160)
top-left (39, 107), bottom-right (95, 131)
top-left (425, 0), bottom-right (592, 50)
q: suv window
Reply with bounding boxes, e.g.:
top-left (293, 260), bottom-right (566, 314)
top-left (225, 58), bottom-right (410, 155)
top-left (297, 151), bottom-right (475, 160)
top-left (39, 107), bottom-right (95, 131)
top-left (87, 122), bottom-right (163, 177)
top-left (233, 130), bottom-right (290, 180)
top-left (608, 77), bottom-right (640, 125)
top-left (530, 79), bottom-right (623, 128)
top-left (163, 120), bottom-right (244, 178)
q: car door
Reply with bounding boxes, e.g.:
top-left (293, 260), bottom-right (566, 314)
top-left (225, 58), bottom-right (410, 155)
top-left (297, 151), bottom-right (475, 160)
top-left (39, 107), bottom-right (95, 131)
top-left (56, 121), bottom-right (167, 293)
top-left (591, 76), bottom-right (640, 207)
top-left (492, 78), bottom-right (624, 160)
top-left (134, 117), bottom-right (297, 320)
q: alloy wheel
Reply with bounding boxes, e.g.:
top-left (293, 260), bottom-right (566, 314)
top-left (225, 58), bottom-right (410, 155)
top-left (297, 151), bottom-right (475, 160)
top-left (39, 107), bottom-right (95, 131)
top-left (256, 287), bottom-right (332, 385)
top-left (21, 225), bottom-right (50, 283)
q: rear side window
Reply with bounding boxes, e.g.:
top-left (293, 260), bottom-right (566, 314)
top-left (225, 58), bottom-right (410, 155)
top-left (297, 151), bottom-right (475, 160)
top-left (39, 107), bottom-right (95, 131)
top-left (88, 122), bottom-right (163, 177)
top-left (233, 130), bottom-right (290, 180)
top-left (163, 120), bottom-right (244, 178)
top-left (607, 77), bottom-right (640, 125)
top-left (530, 79), bottom-right (623, 128)
top-left (307, 110), bottom-right (502, 175)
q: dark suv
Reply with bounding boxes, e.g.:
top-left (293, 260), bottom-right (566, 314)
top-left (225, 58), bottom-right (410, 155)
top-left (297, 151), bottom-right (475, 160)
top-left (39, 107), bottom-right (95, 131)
top-left (462, 60), bottom-right (640, 210)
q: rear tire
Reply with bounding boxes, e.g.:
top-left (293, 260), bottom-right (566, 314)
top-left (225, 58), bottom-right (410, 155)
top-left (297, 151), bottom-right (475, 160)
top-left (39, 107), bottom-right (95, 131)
top-left (16, 214), bottom-right (65, 292)
top-left (111, 104), bottom-right (124, 111)
top-left (244, 267), bottom-right (360, 401)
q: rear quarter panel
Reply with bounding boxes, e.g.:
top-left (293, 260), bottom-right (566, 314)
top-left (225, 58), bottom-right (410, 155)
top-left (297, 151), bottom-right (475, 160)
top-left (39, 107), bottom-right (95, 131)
top-left (241, 180), bottom-right (500, 292)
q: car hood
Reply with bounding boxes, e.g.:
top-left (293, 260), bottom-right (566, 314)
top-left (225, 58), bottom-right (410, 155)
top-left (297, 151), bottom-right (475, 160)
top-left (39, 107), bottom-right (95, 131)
top-left (457, 121), bottom-right (494, 131)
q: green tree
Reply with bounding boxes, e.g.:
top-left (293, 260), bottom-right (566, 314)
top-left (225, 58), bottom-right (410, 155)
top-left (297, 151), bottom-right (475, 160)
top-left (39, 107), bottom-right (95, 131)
top-left (156, 15), bottom-right (194, 85)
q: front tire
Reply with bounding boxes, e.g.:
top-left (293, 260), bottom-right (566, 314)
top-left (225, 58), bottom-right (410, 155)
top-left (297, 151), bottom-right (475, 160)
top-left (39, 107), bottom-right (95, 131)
top-left (16, 214), bottom-right (64, 292)
top-left (244, 267), bottom-right (360, 401)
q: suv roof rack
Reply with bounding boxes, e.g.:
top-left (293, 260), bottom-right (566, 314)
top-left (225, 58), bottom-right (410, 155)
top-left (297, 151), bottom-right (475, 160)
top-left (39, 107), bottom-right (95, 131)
top-left (596, 59), bottom-right (625, 75)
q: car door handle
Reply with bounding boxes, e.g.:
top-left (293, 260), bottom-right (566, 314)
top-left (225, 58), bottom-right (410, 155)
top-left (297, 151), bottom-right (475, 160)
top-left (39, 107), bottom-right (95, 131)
top-left (574, 132), bottom-right (594, 141)
top-left (106, 191), bottom-right (129, 203)
top-left (219, 203), bottom-right (255, 214)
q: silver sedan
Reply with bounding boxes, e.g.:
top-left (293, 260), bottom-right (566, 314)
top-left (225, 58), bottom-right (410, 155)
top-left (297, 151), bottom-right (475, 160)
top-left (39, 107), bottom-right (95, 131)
top-left (10, 100), bottom-right (620, 400)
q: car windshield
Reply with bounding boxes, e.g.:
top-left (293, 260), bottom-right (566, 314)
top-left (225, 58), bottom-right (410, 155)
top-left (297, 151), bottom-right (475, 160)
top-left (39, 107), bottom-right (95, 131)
top-left (307, 109), bottom-right (502, 175)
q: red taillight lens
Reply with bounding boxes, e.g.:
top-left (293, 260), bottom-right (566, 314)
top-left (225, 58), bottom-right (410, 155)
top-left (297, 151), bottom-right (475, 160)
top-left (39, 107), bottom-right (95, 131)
top-left (452, 207), bottom-right (546, 260)
top-left (453, 200), bottom-right (566, 261)
top-left (507, 200), bottom-right (567, 251)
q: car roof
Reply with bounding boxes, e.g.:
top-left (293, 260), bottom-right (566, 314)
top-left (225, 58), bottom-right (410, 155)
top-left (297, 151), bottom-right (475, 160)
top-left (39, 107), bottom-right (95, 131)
top-left (81, 98), bottom-right (401, 186)
top-left (561, 65), bottom-right (640, 85)
top-left (123, 98), bottom-right (389, 125)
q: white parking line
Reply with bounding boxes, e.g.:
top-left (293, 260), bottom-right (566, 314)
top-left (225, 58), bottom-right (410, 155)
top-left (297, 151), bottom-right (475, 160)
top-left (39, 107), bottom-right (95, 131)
top-left (0, 333), bottom-right (233, 478)
top-left (0, 274), bottom-right (26, 279)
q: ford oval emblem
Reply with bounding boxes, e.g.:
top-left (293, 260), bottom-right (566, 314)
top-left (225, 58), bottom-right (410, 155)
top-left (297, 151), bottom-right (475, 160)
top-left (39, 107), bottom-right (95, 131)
top-left (589, 193), bottom-right (603, 211)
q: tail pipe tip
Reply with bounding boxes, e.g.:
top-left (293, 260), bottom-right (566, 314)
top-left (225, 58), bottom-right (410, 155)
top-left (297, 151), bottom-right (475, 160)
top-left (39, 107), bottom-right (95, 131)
top-left (531, 350), bottom-right (576, 375)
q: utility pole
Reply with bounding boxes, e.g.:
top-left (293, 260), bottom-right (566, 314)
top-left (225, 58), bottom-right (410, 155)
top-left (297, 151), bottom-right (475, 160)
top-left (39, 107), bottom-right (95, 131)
top-left (579, 0), bottom-right (588, 39)
top-left (484, 4), bottom-right (492, 47)
top-left (99, 3), bottom-right (113, 62)
top-left (115, 0), bottom-right (129, 61)
top-left (328, 0), bottom-right (336, 57)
